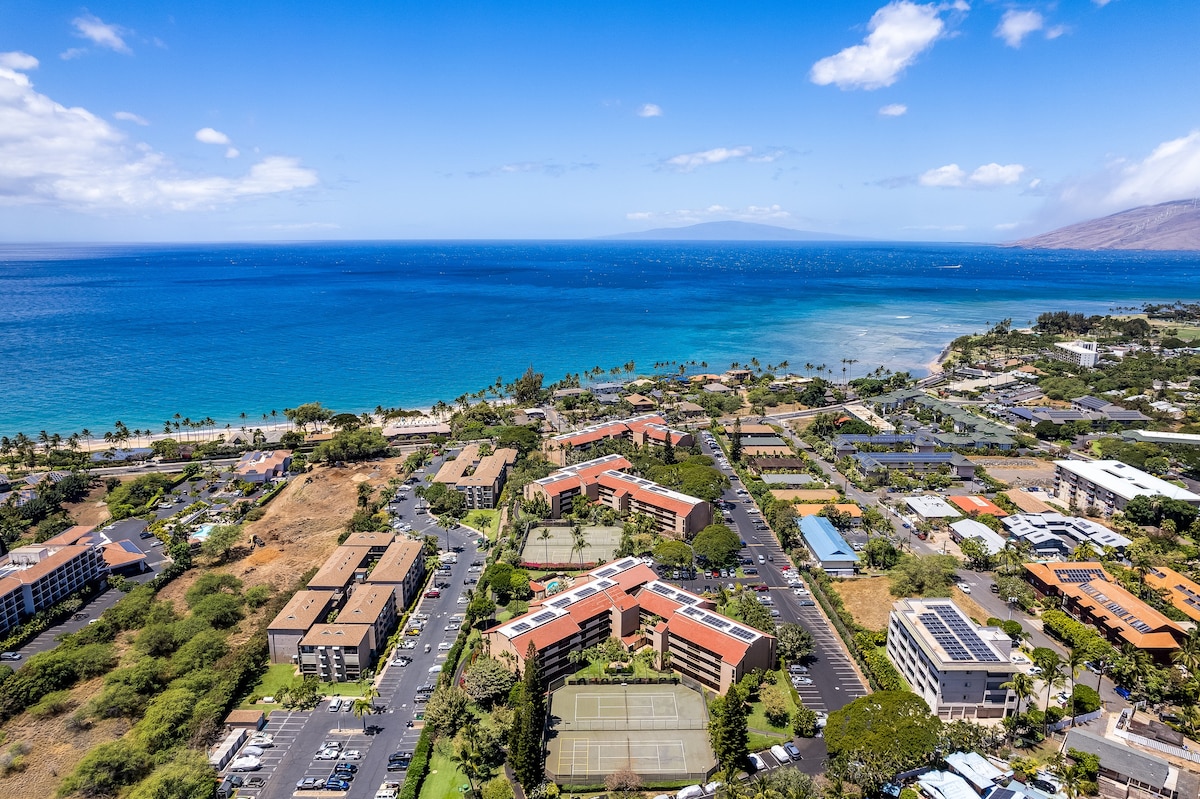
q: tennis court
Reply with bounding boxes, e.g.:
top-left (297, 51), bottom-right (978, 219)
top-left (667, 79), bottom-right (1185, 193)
top-left (520, 525), bottom-right (622, 566)
top-left (546, 684), bottom-right (715, 786)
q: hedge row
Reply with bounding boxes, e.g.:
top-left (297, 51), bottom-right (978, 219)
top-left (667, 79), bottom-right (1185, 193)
top-left (1041, 609), bottom-right (1101, 649)
top-left (398, 726), bottom-right (434, 799)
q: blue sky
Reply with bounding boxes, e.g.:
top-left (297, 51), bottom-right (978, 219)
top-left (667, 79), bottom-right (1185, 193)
top-left (0, 1), bottom-right (1197, 241)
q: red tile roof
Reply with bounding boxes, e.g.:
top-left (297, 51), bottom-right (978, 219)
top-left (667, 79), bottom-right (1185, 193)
top-left (666, 613), bottom-right (753, 664)
top-left (948, 495), bottom-right (1007, 517)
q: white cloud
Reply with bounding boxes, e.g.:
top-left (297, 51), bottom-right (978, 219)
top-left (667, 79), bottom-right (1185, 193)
top-left (1093, 0), bottom-right (1113, 6)
top-left (1103, 131), bottom-right (1200, 209)
top-left (113, 111), bottom-right (148, 125)
top-left (996, 10), bottom-right (1044, 48)
top-left (69, 13), bottom-right (131, 54)
top-left (0, 51), bottom-right (38, 71)
top-left (625, 204), bottom-right (794, 224)
top-left (970, 162), bottom-right (1026, 186)
top-left (195, 127), bottom-right (231, 145)
top-left (879, 103), bottom-right (908, 116)
top-left (994, 221), bottom-right (1023, 231)
top-left (225, 147), bottom-right (240, 159)
top-left (919, 164), bottom-right (967, 187)
top-left (901, 223), bottom-right (967, 231)
top-left (637, 103), bottom-right (663, 118)
top-left (918, 161), bottom-right (1025, 188)
top-left (0, 66), bottom-right (316, 211)
top-left (810, 1), bottom-right (965, 90)
top-left (663, 146), bottom-right (752, 172)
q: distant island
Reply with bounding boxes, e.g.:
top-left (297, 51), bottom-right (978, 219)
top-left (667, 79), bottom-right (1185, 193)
top-left (1009, 199), bottom-right (1200, 251)
top-left (600, 220), bottom-right (863, 242)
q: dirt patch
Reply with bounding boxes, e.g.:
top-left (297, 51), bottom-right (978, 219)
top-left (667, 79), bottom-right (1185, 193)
top-left (972, 457), bottom-right (1057, 489)
top-left (952, 586), bottom-right (992, 625)
top-left (833, 576), bottom-right (895, 632)
top-left (0, 677), bottom-right (131, 797)
top-left (62, 481), bottom-right (117, 529)
top-left (158, 457), bottom-right (403, 609)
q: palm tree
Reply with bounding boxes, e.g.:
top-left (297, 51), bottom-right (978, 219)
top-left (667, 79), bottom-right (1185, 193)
top-left (351, 696), bottom-right (375, 731)
top-left (1173, 629), bottom-right (1200, 678)
top-left (1033, 650), bottom-right (1066, 735)
top-left (1118, 643), bottom-right (1154, 720)
top-left (539, 527), bottom-right (552, 563)
top-left (1065, 646), bottom-right (1088, 721)
top-left (746, 775), bottom-right (781, 799)
top-left (80, 428), bottom-right (92, 452)
top-left (570, 524), bottom-right (588, 569)
top-left (450, 724), bottom-right (487, 797)
top-left (1002, 671), bottom-right (1037, 719)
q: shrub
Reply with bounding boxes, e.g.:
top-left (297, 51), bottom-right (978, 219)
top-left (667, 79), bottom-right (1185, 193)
top-left (793, 704), bottom-right (818, 738)
top-left (1070, 684), bottom-right (1101, 715)
top-left (28, 689), bottom-right (74, 719)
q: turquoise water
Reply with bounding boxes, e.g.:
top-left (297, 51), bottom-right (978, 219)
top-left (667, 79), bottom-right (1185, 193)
top-left (1, 241), bottom-right (1197, 437)
top-left (193, 524), bottom-right (214, 541)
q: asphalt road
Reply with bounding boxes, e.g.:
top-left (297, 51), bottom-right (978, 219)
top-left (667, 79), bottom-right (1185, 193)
top-left (246, 455), bottom-right (491, 799)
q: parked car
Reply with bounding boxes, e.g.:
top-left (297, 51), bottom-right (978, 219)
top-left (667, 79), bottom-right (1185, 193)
top-left (424, 589), bottom-right (441, 598)
top-left (297, 777), bottom-right (322, 790)
top-left (797, 599), bottom-right (815, 607)
top-left (328, 698), bottom-right (342, 712)
top-left (325, 777), bottom-right (351, 791)
top-left (748, 753), bottom-right (765, 771)
top-left (229, 756), bottom-right (261, 772)
top-left (1115, 685), bottom-right (1132, 700)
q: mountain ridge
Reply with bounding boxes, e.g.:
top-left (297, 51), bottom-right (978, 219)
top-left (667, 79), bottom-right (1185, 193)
top-left (1009, 199), bottom-right (1200, 250)
top-left (599, 220), bottom-right (862, 242)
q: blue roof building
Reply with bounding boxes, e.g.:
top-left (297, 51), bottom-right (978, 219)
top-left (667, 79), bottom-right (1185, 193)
top-left (797, 516), bottom-right (858, 574)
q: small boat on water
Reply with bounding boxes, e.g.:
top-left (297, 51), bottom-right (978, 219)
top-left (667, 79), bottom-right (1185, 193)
top-left (935, 264), bottom-right (962, 269)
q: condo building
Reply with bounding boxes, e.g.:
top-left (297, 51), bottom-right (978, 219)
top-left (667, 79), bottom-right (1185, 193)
top-left (1053, 460), bottom-right (1200, 516)
top-left (545, 414), bottom-right (693, 466)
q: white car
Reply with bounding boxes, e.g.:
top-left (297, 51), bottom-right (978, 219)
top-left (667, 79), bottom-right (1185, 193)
top-left (957, 583), bottom-right (972, 594)
top-left (248, 736), bottom-right (273, 747)
top-left (438, 641), bottom-right (452, 650)
top-left (315, 749), bottom-right (340, 760)
top-left (241, 745), bottom-right (266, 757)
top-left (229, 756), bottom-right (261, 771)
top-left (748, 753), bottom-right (765, 771)
top-left (1011, 654), bottom-right (1030, 664)
top-left (343, 750), bottom-right (362, 760)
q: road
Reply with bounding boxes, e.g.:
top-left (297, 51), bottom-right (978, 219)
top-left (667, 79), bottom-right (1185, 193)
top-left (247, 454), bottom-right (489, 799)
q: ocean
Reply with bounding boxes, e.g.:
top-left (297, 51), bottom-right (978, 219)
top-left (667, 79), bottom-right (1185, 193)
top-left (1, 241), bottom-right (1198, 437)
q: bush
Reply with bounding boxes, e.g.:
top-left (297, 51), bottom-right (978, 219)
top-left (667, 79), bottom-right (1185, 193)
top-left (58, 739), bottom-right (152, 797)
top-left (28, 689), bottom-right (75, 719)
top-left (398, 727), bottom-right (433, 799)
top-left (793, 704), bottom-right (818, 737)
top-left (1070, 683), bottom-right (1101, 715)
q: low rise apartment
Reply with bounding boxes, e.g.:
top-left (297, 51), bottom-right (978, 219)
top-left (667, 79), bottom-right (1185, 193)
top-left (544, 414), bottom-right (692, 465)
top-left (433, 443), bottom-right (518, 509)
top-left (1053, 460), bottom-right (1200, 515)
top-left (0, 540), bottom-right (108, 637)
top-left (234, 450), bottom-right (292, 483)
top-left (307, 545), bottom-right (374, 592)
top-left (1024, 562), bottom-right (1184, 659)
top-left (336, 584), bottom-right (397, 656)
top-left (1002, 512), bottom-right (1131, 558)
top-left (298, 623), bottom-right (373, 682)
top-left (887, 597), bottom-right (1017, 719)
top-left (485, 557), bottom-right (774, 693)
top-left (1143, 566), bottom-right (1200, 624)
top-left (365, 538), bottom-right (427, 609)
top-left (267, 589), bottom-right (337, 664)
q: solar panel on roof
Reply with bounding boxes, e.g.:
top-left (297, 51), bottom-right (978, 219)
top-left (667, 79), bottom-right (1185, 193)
top-left (532, 611), bottom-right (556, 623)
top-left (704, 615), bottom-right (731, 629)
top-left (730, 627), bottom-right (756, 640)
top-left (575, 586), bottom-right (596, 598)
top-left (511, 622), bottom-right (530, 633)
top-left (616, 558), bottom-right (636, 569)
top-left (595, 567), bottom-right (617, 578)
top-left (650, 583), bottom-right (671, 595)
top-left (549, 598), bottom-right (570, 608)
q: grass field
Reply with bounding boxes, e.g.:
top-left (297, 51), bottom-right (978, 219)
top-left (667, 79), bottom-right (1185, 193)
top-left (833, 576), bottom-right (894, 632)
top-left (462, 509), bottom-right (500, 540)
top-left (951, 585), bottom-right (991, 625)
top-left (746, 676), bottom-right (798, 740)
top-left (418, 751), bottom-right (468, 799)
top-left (240, 663), bottom-right (298, 709)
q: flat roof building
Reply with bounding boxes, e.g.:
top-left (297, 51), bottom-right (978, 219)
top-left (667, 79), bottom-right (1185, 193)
top-left (298, 623), bottom-right (373, 682)
top-left (796, 516), bottom-right (858, 574)
top-left (948, 519), bottom-right (1006, 556)
top-left (485, 557), bottom-right (774, 693)
top-left (1053, 460), bottom-right (1200, 515)
top-left (1002, 512), bottom-right (1131, 558)
top-left (1049, 340), bottom-right (1098, 369)
top-left (855, 452), bottom-right (977, 479)
top-left (906, 495), bottom-right (961, 519)
top-left (887, 598), bottom-right (1017, 719)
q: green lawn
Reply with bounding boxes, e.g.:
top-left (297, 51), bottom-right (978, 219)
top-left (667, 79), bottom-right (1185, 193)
top-left (462, 509), bottom-right (500, 540)
top-left (418, 751), bottom-right (468, 799)
top-left (745, 672), bottom-right (799, 739)
top-left (239, 663), bottom-right (298, 709)
top-left (572, 657), bottom-right (661, 680)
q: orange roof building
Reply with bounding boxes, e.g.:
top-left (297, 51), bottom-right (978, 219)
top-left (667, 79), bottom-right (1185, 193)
top-left (486, 557), bottom-right (774, 693)
top-left (1024, 562), bottom-right (1184, 658)
top-left (1145, 566), bottom-right (1200, 623)
top-left (545, 414), bottom-right (693, 465)
top-left (948, 495), bottom-right (1007, 517)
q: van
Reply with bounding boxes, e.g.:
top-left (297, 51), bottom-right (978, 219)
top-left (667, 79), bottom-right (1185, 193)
top-left (676, 785), bottom-right (704, 799)
top-left (328, 697), bottom-right (342, 712)
top-left (770, 744), bottom-right (790, 764)
top-left (428, 665), bottom-right (442, 674)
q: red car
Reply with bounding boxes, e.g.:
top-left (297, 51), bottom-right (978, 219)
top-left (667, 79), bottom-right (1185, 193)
top-left (423, 589), bottom-right (441, 598)
top-left (754, 584), bottom-right (770, 592)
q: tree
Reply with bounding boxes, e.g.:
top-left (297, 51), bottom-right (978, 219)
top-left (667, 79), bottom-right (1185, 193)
top-left (188, 593), bottom-right (244, 629)
top-left (653, 539), bottom-right (694, 570)
top-left (462, 657), bottom-right (517, 706)
top-left (863, 536), bottom-right (900, 570)
top-left (58, 739), bottom-right (152, 798)
top-left (825, 691), bottom-right (940, 774)
top-left (730, 417), bottom-right (743, 464)
top-left (284, 401), bottom-right (334, 432)
top-left (761, 682), bottom-right (791, 727)
top-left (351, 696), bottom-right (375, 731)
top-left (425, 685), bottom-right (471, 737)
top-left (958, 537), bottom-right (995, 571)
top-left (889, 554), bottom-right (961, 597)
top-left (709, 679), bottom-right (750, 772)
top-left (605, 768), bottom-right (645, 799)
top-left (538, 527), bottom-right (553, 563)
top-left (126, 749), bottom-right (216, 799)
top-left (200, 523), bottom-right (243, 563)
top-left (509, 643), bottom-right (546, 790)
top-left (692, 523), bottom-right (742, 568)
top-left (792, 704), bottom-right (819, 738)
top-left (311, 427), bottom-right (390, 462)
top-left (570, 524), bottom-right (589, 568)
top-left (510, 365), bottom-right (545, 405)
top-left (1002, 671), bottom-right (1037, 719)
top-left (776, 623), bottom-right (816, 664)
top-left (1032, 647), bottom-right (1066, 733)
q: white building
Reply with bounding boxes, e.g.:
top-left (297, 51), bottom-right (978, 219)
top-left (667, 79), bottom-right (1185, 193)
top-left (1053, 460), bottom-right (1200, 515)
top-left (887, 598), bottom-right (1017, 720)
top-left (1002, 512), bottom-right (1132, 558)
top-left (1049, 340), bottom-right (1098, 369)
top-left (906, 495), bottom-right (960, 520)
top-left (948, 519), bottom-right (1006, 556)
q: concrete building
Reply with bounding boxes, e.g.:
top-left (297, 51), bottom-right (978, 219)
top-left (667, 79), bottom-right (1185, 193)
top-left (906, 495), bottom-right (961, 519)
top-left (1023, 562), bottom-right (1184, 659)
top-left (854, 451), bottom-right (977, 479)
top-left (433, 444), bottom-right (518, 509)
top-left (336, 584), bottom-right (398, 656)
top-left (1053, 460), bottom-right (1200, 515)
top-left (1002, 512), bottom-right (1131, 558)
top-left (544, 414), bottom-right (693, 465)
top-left (1049, 340), bottom-right (1098, 368)
top-left (1, 544), bottom-right (107, 624)
top-left (364, 538), bottom-right (427, 609)
top-left (307, 545), bottom-right (374, 592)
top-left (267, 589), bottom-right (337, 664)
top-left (1144, 566), bottom-right (1200, 623)
top-left (526, 455), bottom-right (712, 539)
top-left (887, 598), bottom-right (1017, 719)
top-left (948, 519), bottom-right (1006, 556)
top-left (796, 516), bottom-right (858, 575)
top-left (234, 450), bottom-right (292, 483)
top-left (298, 623), bottom-right (373, 682)
top-left (485, 557), bottom-right (774, 693)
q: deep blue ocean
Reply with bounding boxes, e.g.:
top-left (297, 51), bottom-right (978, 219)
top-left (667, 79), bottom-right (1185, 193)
top-left (1, 241), bottom-right (1198, 438)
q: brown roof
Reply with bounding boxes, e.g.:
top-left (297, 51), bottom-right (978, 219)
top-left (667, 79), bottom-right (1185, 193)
top-left (1145, 566), bottom-right (1200, 623)
top-left (41, 525), bottom-right (96, 547)
top-left (224, 709), bottom-right (265, 728)
top-left (459, 448), bottom-right (518, 487)
top-left (770, 489), bottom-right (841, 502)
top-left (625, 393), bottom-right (655, 406)
top-left (99, 542), bottom-right (147, 569)
top-left (743, 445), bottom-right (792, 456)
top-left (738, 424), bottom-right (776, 435)
top-left (948, 495), bottom-right (1007, 517)
top-left (300, 623), bottom-right (371, 648)
top-left (433, 442), bottom-right (480, 483)
top-left (308, 546), bottom-right (373, 590)
top-left (366, 539), bottom-right (425, 585)
top-left (1005, 490), bottom-right (1056, 513)
top-left (342, 531), bottom-right (395, 549)
top-left (510, 613), bottom-right (582, 652)
top-left (0, 576), bottom-right (21, 600)
top-left (268, 590), bottom-right (336, 632)
top-left (666, 612), bottom-right (754, 664)
top-left (338, 584), bottom-right (396, 626)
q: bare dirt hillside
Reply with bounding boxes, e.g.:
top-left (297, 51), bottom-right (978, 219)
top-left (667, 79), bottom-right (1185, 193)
top-left (1010, 199), bottom-right (1200, 250)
